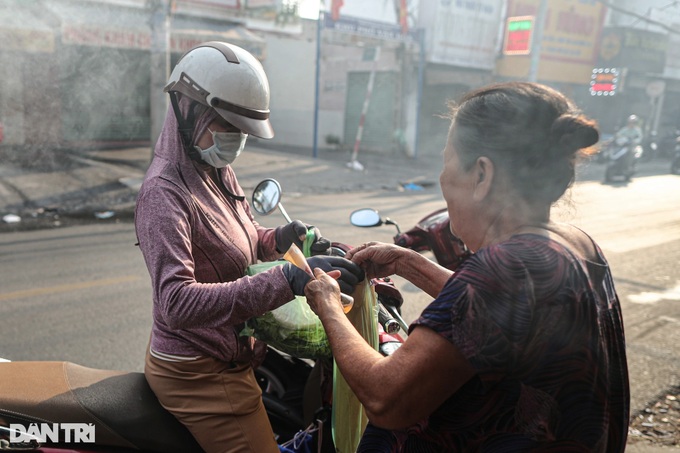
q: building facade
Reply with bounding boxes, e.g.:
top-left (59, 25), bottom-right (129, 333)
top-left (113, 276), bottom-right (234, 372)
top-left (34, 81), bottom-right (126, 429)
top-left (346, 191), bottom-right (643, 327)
top-left (2, 0), bottom-right (678, 159)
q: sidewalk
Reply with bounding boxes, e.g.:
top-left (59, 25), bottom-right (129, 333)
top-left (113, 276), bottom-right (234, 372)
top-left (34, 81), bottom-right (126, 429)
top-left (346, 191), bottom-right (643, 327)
top-left (1, 141), bottom-right (673, 229)
top-left (0, 143), bottom-right (443, 230)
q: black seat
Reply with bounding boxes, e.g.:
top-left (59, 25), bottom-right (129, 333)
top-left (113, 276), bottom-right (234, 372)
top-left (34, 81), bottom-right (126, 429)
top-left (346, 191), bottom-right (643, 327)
top-left (0, 361), bottom-right (202, 452)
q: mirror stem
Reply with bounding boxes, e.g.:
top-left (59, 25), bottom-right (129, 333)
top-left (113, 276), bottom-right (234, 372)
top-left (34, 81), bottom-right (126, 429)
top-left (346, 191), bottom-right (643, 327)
top-left (384, 218), bottom-right (401, 234)
top-left (278, 204), bottom-right (292, 223)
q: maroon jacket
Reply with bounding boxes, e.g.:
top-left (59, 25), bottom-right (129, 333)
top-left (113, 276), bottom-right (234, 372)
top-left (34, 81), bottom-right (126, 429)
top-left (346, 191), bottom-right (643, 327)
top-left (135, 101), bottom-right (294, 364)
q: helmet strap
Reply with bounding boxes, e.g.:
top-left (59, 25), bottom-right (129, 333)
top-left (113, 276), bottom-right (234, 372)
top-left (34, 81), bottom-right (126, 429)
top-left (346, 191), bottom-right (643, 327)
top-left (169, 91), bottom-right (202, 162)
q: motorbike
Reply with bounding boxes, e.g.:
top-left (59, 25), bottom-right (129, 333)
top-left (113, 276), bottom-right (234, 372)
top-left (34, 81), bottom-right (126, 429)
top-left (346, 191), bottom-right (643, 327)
top-left (659, 128), bottom-right (680, 159)
top-left (349, 206), bottom-right (470, 272)
top-left (603, 136), bottom-right (643, 183)
top-left (639, 131), bottom-right (659, 163)
top-left (0, 179), bottom-right (405, 453)
top-left (671, 135), bottom-right (680, 175)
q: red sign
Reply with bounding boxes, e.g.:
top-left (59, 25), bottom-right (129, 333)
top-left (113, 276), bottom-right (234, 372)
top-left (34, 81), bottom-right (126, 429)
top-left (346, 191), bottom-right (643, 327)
top-left (503, 15), bottom-right (534, 55)
top-left (590, 68), bottom-right (621, 96)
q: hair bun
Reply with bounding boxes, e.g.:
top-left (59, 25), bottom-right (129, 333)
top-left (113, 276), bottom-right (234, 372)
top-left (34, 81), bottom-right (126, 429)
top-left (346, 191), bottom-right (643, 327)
top-left (550, 114), bottom-right (599, 157)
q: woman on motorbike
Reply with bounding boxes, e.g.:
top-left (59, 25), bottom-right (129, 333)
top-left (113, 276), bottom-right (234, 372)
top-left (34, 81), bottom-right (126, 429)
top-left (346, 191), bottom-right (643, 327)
top-left (134, 41), bottom-right (363, 453)
top-left (305, 82), bottom-right (630, 452)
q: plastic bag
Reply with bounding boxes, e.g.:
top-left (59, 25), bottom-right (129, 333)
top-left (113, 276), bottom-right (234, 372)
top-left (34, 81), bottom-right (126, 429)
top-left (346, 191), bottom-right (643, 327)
top-left (244, 261), bottom-right (332, 359)
top-left (278, 422), bottom-right (319, 453)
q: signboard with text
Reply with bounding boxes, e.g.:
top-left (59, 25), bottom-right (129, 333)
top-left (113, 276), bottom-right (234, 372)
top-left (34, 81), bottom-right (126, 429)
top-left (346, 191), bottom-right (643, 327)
top-left (418, 0), bottom-right (504, 70)
top-left (597, 27), bottom-right (668, 74)
top-left (505, 0), bottom-right (606, 63)
top-left (496, 0), bottom-right (607, 84)
top-left (503, 16), bottom-right (533, 55)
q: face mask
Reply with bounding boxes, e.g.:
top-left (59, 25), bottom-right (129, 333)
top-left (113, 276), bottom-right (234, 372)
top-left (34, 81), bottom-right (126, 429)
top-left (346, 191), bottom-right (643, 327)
top-left (195, 129), bottom-right (247, 168)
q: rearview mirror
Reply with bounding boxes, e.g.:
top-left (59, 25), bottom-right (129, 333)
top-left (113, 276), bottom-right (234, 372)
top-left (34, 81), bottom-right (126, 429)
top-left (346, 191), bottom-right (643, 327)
top-left (349, 208), bottom-right (383, 227)
top-left (252, 179), bottom-right (282, 216)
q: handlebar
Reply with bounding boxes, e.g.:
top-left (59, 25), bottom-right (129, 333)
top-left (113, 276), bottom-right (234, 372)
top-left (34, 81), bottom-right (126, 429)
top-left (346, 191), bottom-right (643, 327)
top-left (378, 303), bottom-right (401, 334)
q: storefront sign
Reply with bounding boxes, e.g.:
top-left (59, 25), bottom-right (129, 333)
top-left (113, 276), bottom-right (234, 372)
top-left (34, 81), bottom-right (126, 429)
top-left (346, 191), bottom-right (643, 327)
top-left (496, 0), bottom-right (606, 84)
top-left (323, 15), bottom-right (416, 42)
top-left (506, 0), bottom-right (605, 64)
top-left (503, 16), bottom-right (534, 55)
top-left (598, 27), bottom-right (668, 75)
top-left (62, 25), bottom-right (151, 50)
top-left (182, 0), bottom-right (240, 7)
top-left (61, 24), bottom-right (265, 60)
top-left (421, 0), bottom-right (504, 69)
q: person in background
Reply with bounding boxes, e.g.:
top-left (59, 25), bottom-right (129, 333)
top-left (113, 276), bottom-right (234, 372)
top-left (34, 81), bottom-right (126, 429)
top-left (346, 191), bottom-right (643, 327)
top-left (304, 81), bottom-right (630, 452)
top-left (134, 41), bottom-right (363, 453)
top-left (615, 114), bottom-right (643, 146)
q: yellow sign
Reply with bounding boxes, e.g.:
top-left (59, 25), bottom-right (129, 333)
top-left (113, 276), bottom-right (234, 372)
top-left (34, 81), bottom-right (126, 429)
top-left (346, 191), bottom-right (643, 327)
top-left (496, 0), bottom-right (606, 84)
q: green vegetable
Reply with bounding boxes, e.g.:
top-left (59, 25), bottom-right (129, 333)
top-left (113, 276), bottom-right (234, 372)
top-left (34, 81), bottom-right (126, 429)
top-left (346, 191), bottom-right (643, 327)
top-left (245, 296), bottom-right (331, 359)
top-left (245, 261), bottom-right (331, 359)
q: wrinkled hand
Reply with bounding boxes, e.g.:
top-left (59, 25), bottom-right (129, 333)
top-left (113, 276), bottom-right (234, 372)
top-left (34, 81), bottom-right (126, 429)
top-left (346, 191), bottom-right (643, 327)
top-left (345, 241), bottom-right (406, 279)
top-left (282, 255), bottom-right (364, 296)
top-left (275, 220), bottom-right (331, 255)
top-left (305, 267), bottom-right (344, 318)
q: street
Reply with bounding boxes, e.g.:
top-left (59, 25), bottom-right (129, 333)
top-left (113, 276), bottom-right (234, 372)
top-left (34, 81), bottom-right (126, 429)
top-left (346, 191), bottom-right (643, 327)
top-left (1, 165), bottom-right (680, 450)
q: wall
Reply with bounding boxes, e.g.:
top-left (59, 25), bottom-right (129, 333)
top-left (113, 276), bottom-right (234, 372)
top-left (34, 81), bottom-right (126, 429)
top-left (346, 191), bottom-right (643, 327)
top-left (260, 20), bottom-right (318, 149)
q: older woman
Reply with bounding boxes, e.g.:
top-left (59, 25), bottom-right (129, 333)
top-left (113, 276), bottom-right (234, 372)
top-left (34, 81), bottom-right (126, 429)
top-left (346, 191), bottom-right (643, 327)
top-left (304, 82), bottom-right (630, 452)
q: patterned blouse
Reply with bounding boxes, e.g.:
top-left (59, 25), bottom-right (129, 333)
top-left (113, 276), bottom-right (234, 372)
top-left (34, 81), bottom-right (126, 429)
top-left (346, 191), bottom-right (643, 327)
top-left (358, 234), bottom-right (630, 452)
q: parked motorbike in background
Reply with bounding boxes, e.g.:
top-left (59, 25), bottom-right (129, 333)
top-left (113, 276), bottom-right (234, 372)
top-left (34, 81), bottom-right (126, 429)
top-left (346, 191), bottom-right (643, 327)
top-left (349, 206), bottom-right (470, 272)
top-left (639, 131), bottom-right (659, 162)
top-left (604, 136), bottom-right (643, 183)
top-left (659, 128), bottom-right (680, 159)
top-left (670, 134), bottom-right (680, 175)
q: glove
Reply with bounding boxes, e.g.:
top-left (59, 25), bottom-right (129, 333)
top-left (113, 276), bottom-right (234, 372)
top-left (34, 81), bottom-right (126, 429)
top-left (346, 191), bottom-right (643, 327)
top-left (275, 220), bottom-right (331, 256)
top-left (282, 256), bottom-right (365, 296)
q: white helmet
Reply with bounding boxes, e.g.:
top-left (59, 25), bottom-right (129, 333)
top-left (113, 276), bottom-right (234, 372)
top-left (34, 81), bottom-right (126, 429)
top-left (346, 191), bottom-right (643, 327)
top-left (165, 41), bottom-right (274, 139)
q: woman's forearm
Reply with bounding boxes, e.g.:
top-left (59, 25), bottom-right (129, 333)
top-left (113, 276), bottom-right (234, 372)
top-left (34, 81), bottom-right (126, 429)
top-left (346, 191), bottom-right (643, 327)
top-left (397, 249), bottom-right (453, 298)
top-left (316, 303), bottom-right (392, 415)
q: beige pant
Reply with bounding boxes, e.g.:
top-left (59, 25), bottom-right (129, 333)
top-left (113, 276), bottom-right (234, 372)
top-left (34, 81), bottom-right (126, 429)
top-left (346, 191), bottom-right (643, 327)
top-left (145, 349), bottom-right (279, 453)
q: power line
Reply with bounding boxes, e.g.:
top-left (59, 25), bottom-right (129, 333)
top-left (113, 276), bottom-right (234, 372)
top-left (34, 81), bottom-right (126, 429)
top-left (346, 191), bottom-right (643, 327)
top-left (595, 0), bottom-right (680, 35)
top-left (628, 1), bottom-right (678, 28)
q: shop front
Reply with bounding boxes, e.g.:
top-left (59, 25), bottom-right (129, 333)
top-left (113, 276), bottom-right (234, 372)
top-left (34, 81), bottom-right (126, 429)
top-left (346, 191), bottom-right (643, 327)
top-left (44, 0), bottom-right (266, 146)
top-left (0, 0), bottom-right (58, 147)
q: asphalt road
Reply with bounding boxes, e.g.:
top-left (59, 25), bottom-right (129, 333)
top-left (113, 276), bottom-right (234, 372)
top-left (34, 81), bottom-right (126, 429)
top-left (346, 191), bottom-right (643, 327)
top-left (1, 168), bottom-right (679, 451)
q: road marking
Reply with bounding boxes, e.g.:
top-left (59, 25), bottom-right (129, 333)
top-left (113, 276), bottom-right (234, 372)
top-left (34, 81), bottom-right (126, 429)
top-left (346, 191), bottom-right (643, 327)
top-left (628, 283), bottom-right (680, 304)
top-left (0, 276), bottom-right (142, 302)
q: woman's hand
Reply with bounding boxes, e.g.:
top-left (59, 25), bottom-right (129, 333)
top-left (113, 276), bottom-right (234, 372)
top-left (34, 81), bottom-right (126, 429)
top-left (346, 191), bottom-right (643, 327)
top-left (304, 268), bottom-right (344, 318)
top-left (345, 242), bottom-right (407, 279)
top-left (347, 242), bottom-right (453, 298)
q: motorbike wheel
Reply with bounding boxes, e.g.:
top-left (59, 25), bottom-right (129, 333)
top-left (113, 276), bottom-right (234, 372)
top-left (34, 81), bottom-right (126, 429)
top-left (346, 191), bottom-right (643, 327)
top-left (672, 158), bottom-right (680, 175)
top-left (604, 166), bottom-right (614, 183)
top-left (263, 393), bottom-right (307, 444)
top-left (256, 362), bottom-right (287, 398)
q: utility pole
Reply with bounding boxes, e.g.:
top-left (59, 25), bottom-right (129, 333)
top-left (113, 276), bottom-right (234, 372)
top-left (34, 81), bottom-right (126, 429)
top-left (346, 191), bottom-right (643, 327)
top-left (528, 0), bottom-right (548, 82)
top-left (149, 0), bottom-right (171, 158)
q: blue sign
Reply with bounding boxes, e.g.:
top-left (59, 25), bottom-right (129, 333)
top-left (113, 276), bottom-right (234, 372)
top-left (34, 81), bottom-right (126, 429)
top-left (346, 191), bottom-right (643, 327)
top-left (322, 14), bottom-right (418, 43)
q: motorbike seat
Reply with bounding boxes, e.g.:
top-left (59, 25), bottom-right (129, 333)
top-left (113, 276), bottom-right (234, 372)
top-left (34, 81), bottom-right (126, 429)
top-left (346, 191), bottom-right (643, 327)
top-left (0, 361), bottom-right (202, 452)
